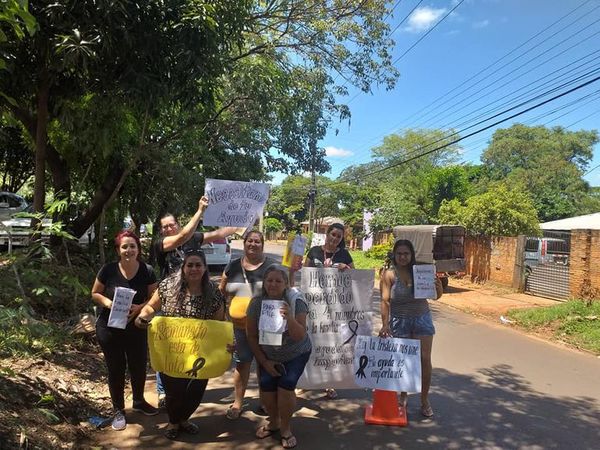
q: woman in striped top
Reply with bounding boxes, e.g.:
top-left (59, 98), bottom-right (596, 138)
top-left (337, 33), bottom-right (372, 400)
top-left (378, 239), bottom-right (443, 418)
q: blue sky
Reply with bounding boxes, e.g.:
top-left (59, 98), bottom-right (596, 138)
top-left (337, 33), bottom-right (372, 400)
top-left (273, 0), bottom-right (600, 186)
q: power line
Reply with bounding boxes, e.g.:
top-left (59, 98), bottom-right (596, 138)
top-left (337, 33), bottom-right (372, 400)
top-left (335, 0), bottom-right (598, 170)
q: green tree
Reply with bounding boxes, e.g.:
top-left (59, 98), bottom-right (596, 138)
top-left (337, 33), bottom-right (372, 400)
top-left (264, 217), bottom-right (283, 234)
top-left (437, 184), bottom-right (540, 236)
top-left (481, 124), bottom-right (599, 221)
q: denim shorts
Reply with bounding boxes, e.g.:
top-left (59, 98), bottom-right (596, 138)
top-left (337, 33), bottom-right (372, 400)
top-left (233, 327), bottom-right (254, 364)
top-left (390, 312), bottom-right (435, 338)
top-left (259, 351), bottom-right (311, 392)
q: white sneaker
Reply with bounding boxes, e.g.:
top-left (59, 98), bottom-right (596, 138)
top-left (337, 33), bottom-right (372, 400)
top-left (111, 410), bottom-right (126, 431)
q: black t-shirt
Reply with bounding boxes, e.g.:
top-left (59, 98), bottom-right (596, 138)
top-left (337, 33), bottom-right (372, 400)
top-left (154, 231), bottom-right (204, 280)
top-left (306, 246), bottom-right (353, 267)
top-left (96, 261), bottom-right (157, 326)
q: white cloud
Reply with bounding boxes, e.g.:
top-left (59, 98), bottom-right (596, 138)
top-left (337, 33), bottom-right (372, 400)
top-left (473, 19), bottom-right (490, 29)
top-left (405, 7), bottom-right (447, 33)
top-left (325, 146), bottom-right (353, 157)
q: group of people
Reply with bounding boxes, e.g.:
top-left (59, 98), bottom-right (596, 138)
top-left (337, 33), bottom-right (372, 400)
top-left (90, 196), bottom-right (443, 448)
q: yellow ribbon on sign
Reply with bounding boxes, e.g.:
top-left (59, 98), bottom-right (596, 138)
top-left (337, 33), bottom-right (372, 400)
top-left (148, 316), bottom-right (233, 379)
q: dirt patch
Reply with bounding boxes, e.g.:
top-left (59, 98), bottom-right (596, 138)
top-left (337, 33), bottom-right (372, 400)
top-left (0, 343), bottom-right (111, 450)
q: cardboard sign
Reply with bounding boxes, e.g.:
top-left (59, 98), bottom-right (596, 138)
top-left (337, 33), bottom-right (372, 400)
top-left (107, 287), bottom-right (136, 329)
top-left (282, 234), bottom-right (306, 268)
top-left (148, 317), bottom-right (233, 379)
top-left (259, 330), bottom-right (283, 346)
top-left (413, 264), bottom-right (437, 299)
top-left (298, 268), bottom-right (374, 389)
top-left (258, 300), bottom-right (287, 333)
top-left (311, 233), bottom-right (326, 247)
top-left (203, 179), bottom-right (270, 228)
top-left (354, 336), bottom-right (422, 392)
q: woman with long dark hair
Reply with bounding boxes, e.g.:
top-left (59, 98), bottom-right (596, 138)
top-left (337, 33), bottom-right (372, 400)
top-left (304, 223), bottom-right (353, 270)
top-left (91, 230), bottom-right (159, 431)
top-left (379, 239), bottom-right (443, 418)
top-left (135, 244), bottom-right (228, 440)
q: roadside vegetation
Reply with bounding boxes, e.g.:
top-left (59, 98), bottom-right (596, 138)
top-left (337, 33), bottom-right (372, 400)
top-left (507, 300), bottom-right (600, 354)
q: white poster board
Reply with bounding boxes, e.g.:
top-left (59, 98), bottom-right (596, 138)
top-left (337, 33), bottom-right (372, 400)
top-left (203, 179), bottom-right (270, 228)
top-left (107, 287), bottom-right (136, 329)
top-left (311, 233), bottom-right (326, 247)
top-left (353, 336), bottom-right (422, 392)
top-left (413, 264), bottom-right (437, 299)
top-left (258, 300), bottom-right (287, 333)
top-left (298, 268), bottom-right (374, 389)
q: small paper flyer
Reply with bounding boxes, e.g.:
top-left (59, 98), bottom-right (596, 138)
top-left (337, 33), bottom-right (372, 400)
top-left (291, 235), bottom-right (308, 256)
top-left (413, 264), bottom-right (437, 299)
top-left (107, 287), bottom-right (136, 329)
top-left (258, 300), bottom-right (287, 333)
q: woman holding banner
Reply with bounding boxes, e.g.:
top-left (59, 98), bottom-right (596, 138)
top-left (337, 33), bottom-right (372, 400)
top-left (303, 222), bottom-right (353, 399)
top-left (305, 222), bottom-right (353, 271)
top-left (378, 239), bottom-right (443, 418)
top-left (91, 230), bottom-right (159, 431)
top-left (246, 265), bottom-right (311, 449)
top-left (135, 243), bottom-right (228, 440)
top-left (219, 230), bottom-right (275, 419)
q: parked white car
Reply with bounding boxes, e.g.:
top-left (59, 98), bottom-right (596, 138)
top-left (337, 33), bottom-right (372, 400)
top-left (201, 237), bottom-right (232, 269)
top-left (0, 192), bottom-right (28, 220)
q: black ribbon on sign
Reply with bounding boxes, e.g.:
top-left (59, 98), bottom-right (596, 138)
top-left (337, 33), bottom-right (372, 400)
top-left (185, 357), bottom-right (206, 377)
top-left (355, 355), bottom-right (368, 379)
top-left (342, 319), bottom-right (359, 345)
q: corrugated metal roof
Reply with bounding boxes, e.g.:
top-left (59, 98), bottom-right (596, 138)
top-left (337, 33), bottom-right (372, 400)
top-left (540, 212), bottom-right (600, 230)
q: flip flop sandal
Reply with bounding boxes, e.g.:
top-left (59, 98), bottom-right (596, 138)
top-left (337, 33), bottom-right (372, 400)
top-left (255, 425), bottom-right (279, 439)
top-left (226, 405), bottom-right (242, 420)
top-left (164, 427), bottom-right (179, 440)
top-left (179, 421), bottom-right (199, 434)
top-left (281, 434), bottom-right (297, 449)
top-left (421, 404), bottom-right (434, 418)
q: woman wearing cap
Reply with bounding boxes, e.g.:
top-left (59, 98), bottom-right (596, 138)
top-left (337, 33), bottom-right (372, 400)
top-left (378, 239), bottom-right (443, 418)
top-left (219, 230), bottom-right (275, 419)
top-left (246, 265), bottom-right (311, 449)
top-left (91, 230), bottom-right (159, 431)
top-left (136, 245), bottom-right (229, 440)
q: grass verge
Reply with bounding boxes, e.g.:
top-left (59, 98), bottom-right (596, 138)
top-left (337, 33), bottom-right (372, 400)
top-left (507, 300), bottom-right (600, 354)
top-left (348, 250), bottom-right (385, 271)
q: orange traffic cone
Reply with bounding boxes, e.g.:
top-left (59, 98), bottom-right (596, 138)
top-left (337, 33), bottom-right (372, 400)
top-left (364, 389), bottom-right (408, 426)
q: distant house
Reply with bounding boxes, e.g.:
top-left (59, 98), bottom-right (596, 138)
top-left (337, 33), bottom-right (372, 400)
top-left (540, 212), bottom-right (600, 231)
top-left (300, 216), bottom-right (344, 234)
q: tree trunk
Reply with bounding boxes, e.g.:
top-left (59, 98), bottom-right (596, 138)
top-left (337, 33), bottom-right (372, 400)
top-left (71, 163), bottom-right (126, 238)
top-left (33, 69), bottom-right (49, 215)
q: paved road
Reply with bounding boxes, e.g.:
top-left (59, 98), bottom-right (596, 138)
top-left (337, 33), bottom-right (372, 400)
top-left (96, 241), bottom-right (600, 449)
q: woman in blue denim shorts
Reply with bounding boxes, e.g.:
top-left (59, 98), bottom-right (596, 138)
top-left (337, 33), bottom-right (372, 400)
top-left (378, 239), bottom-right (443, 418)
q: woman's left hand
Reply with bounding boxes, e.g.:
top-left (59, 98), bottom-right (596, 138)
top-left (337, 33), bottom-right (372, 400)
top-left (226, 343), bottom-right (236, 354)
top-left (280, 304), bottom-right (290, 320)
top-left (128, 303), bottom-right (143, 321)
top-left (336, 263), bottom-right (351, 271)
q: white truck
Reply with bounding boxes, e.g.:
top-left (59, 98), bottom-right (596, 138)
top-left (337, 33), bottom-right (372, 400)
top-left (392, 224), bottom-right (466, 290)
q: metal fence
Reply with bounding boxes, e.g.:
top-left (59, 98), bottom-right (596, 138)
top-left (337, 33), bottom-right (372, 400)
top-left (523, 230), bottom-right (571, 301)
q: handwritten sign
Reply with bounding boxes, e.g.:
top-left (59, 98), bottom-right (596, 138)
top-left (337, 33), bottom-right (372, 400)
top-left (413, 264), bottom-right (437, 299)
top-left (203, 179), bottom-right (270, 228)
top-left (107, 287), bottom-right (136, 329)
top-left (354, 336), bottom-right (422, 392)
top-left (148, 317), bottom-right (233, 379)
top-left (291, 235), bottom-right (308, 255)
top-left (298, 268), bottom-right (374, 389)
top-left (311, 233), bottom-right (326, 247)
top-left (259, 300), bottom-right (287, 333)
